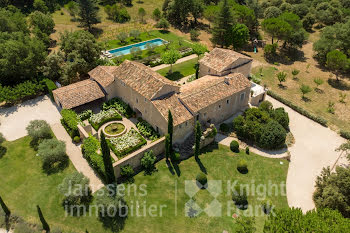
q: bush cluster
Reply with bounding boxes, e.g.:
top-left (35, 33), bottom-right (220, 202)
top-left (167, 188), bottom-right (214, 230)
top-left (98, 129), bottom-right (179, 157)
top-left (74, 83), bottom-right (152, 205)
top-left (136, 118), bottom-right (160, 141)
top-left (141, 150), bottom-right (156, 173)
top-left (267, 90), bottom-right (328, 126)
top-left (104, 4), bottom-right (130, 23)
top-left (78, 109), bottom-right (93, 121)
top-left (26, 120), bottom-right (52, 147)
top-left (237, 159), bottom-right (248, 174)
top-left (196, 172), bottom-right (207, 187)
top-left (102, 97), bottom-right (134, 118)
top-left (120, 165), bottom-right (134, 178)
top-left (219, 123), bottom-right (230, 133)
top-left (0, 80), bottom-right (45, 105)
top-left (60, 109), bottom-right (80, 139)
top-left (38, 138), bottom-right (68, 173)
top-left (233, 102), bottom-right (288, 149)
top-left (81, 136), bottom-right (106, 182)
top-left (230, 140), bottom-right (240, 153)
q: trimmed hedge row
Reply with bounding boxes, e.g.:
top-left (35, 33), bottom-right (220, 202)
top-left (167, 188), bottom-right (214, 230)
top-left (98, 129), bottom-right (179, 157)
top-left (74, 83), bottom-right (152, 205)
top-left (0, 80), bottom-right (45, 105)
top-left (267, 90), bottom-right (328, 127)
top-left (340, 130), bottom-right (350, 140)
top-left (90, 115), bottom-right (122, 131)
top-left (43, 78), bottom-right (57, 100)
top-left (60, 109), bottom-right (80, 139)
top-left (81, 136), bottom-right (106, 182)
top-left (107, 130), bottom-right (147, 159)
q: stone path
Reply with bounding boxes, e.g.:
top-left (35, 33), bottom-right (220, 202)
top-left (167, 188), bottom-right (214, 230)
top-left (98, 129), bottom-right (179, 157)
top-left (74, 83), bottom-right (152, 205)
top-left (151, 54), bottom-right (198, 71)
top-left (0, 95), bottom-right (61, 141)
top-left (51, 123), bottom-right (104, 192)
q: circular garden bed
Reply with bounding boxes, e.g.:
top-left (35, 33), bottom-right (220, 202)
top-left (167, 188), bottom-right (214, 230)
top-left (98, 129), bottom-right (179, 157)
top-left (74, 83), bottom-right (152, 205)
top-left (103, 122), bottom-right (126, 137)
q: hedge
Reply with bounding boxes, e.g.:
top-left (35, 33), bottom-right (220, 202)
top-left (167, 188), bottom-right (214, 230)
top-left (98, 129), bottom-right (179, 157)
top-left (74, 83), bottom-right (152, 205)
top-left (136, 118), bottom-right (160, 141)
top-left (340, 130), bottom-right (350, 140)
top-left (107, 130), bottom-right (147, 159)
top-left (81, 136), bottom-right (106, 182)
top-left (267, 90), bottom-right (328, 127)
top-left (43, 79), bottom-right (57, 100)
top-left (61, 109), bottom-right (80, 139)
top-left (0, 80), bottom-right (45, 105)
top-left (90, 115), bottom-right (122, 131)
top-left (102, 97), bottom-right (134, 118)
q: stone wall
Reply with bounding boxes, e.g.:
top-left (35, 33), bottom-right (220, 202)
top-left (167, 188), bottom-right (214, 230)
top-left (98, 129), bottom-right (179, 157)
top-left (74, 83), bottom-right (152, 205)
top-left (113, 137), bottom-right (165, 178)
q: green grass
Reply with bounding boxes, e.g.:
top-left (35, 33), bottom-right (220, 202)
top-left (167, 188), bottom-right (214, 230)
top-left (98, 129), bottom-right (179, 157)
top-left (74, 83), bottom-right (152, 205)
top-left (0, 138), bottom-right (288, 232)
top-left (120, 144), bottom-right (289, 233)
top-left (157, 57), bottom-right (198, 81)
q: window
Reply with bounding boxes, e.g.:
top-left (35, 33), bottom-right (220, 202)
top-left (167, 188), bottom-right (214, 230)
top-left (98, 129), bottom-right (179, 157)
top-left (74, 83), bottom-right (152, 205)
top-left (240, 93), bottom-right (245, 101)
top-left (227, 99), bottom-right (229, 104)
top-left (136, 98), bottom-right (138, 103)
top-left (144, 98), bottom-right (147, 102)
top-left (196, 115), bottom-right (199, 121)
top-left (204, 112), bottom-right (207, 117)
top-left (185, 122), bottom-right (188, 126)
top-left (179, 124), bottom-right (182, 129)
top-left (219, 105), bottom-right (221, 109)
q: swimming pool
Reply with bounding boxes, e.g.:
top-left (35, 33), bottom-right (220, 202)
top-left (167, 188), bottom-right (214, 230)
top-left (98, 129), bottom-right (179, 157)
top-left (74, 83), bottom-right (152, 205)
top-left (107, 38), bottom-right (168, 57)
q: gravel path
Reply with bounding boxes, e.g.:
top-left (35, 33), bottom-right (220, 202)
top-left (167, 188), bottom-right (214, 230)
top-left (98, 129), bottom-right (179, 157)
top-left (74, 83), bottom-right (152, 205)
top-left (0, 95), bottom-right (61, 141)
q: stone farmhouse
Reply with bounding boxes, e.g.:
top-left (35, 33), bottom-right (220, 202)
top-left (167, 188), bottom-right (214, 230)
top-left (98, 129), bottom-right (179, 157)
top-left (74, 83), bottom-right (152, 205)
top-left (53, 48), bottom-right (265, 143)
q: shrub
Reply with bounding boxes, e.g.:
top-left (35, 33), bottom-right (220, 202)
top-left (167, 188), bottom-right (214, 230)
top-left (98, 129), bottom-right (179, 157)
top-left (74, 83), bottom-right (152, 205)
top-left (209, 127), bottom-right (217, 138)
top-left (271, 107), bottom-right (289, 130)
top-left (267, 90), bottom-right (328, 126)
top-left (245, 147), bottom-right (250, 155)
top-left (196, 172), bottom-right (207, 187)
top-left (129, 29), bottom-right (141, 40)
top-left (120, 165), bottom-right (134, 178)
top-left (26, 120), bottom-right (52, 146)
top-left (264, 43), bottom-right (277, 59)
top-left (259, 121), bottom-right (287, 149)
top-left (237, 159), bottom-right (248, 174)
top-left (136, 118), bottom-right (160, 140)
top-left (232, 185), bottom-right (248, 208)
top-left (73, 136), bottom-right (80, 143)
top-left (43, 78), bottom-right (56, 99)
top-left (340, 130), bottom-right (350, 140)
top-left (82, 136), bottom-right (106, 181)
top-left (156, 18), bottom-right (169, 30)
top-left (190, 29), bottom-right (200, 41)
top-left (230, 140), bottom-right (240, 153)
top-left (261, 198), bottom-right (273, 214)
top-left (89, 109), bottom-right (122, 130)
top-left (78, 109), bottom-right (93, 121)
top-left (0, 80), bottom-right (45, 105)
top-left (220, 123), bottom-right (229, 133)
top-left (58, 172), bottom-right (92, 214)
top-left (259, 100), bottom-right (273, 113)
top-left (60, 109), bottom-right (80, 138)
top-left (102, 97), bottom-right (134, 118)
top-left (38, 139), bottom-right (68, 173)
top-left (141, 150), bottom-right (156, 173)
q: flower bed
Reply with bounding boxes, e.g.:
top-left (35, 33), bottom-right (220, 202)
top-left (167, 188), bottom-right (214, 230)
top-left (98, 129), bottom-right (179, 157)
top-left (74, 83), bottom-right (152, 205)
top-left (102, 97), bottom-right (134, 118)
top-left (107, 128), bottom-right (147, 158)
top-left (89, 109), bottom-right (122, 130)
top-left (136, 118), bottom-right (160, 141)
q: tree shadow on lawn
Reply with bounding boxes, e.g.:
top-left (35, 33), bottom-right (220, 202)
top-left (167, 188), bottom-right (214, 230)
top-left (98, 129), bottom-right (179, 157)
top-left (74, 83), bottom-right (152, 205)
top-left (0, 146), bottom-right (7, 159)
top-left (165, 71), bottom-right (184, 81)
top-left (42, 155), bottom-right (69, 175)
top-left (99, 212), bottom-right (127, 233)
top-left (278, 84), bottom-right (287, 90)
top-left (166, 159), bottom-right (181, 177)
top-left (328, 78), bottom-right (350, 91)
top-left (301, 96), bottom-right (311, 102)
top-left (195, 156), bottom-right (207, 175)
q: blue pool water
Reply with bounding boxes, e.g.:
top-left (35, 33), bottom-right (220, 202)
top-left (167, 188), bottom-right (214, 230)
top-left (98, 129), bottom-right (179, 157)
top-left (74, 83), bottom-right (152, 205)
top-left (108, 38), bottom-right (167, 56)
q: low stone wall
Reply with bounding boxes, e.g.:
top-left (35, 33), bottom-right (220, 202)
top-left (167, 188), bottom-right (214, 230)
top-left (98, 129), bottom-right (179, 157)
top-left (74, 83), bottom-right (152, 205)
top-left (113, 137), bottom-right (165, 178)
top-left (201, 136), bottom-right (215, 149)
top-left (78, 124), bottom-right (97, 140)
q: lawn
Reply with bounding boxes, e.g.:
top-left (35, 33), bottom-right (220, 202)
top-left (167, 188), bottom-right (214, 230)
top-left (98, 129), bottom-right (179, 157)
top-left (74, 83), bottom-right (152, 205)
top-left (120, 143), bottom-right (289, 233)
top-left (252, 65), bottom-right (350, 132)
top-left (157, 57), bottom-right (198, 81)
top-left (0, 138), bottom-right (288, 232)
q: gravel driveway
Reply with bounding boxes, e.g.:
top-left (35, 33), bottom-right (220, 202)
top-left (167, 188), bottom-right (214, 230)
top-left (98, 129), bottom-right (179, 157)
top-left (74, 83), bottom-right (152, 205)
top-left (266, 96), bottom-right (347, 212)
top-left (0, 95), bottom-right (61, 141)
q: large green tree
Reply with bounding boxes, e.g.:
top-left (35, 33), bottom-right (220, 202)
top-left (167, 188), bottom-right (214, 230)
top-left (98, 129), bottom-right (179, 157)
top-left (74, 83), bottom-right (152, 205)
top-left (326, 50), bottom-right (349, 81)
top-left (161, 49), bottom-right (181, 73)
top-left (210, 0), bottom-right (234, 47)
top-left (28, 11), bottom-right (55, 47)
top-left (232, 23), bottom-right (250, 50)
top-left (76, 0), bottom-right (101, 31)
top-left (100, 132), bottom-right (116, 184)
top-left (261, 18), bottom-right (292, 44)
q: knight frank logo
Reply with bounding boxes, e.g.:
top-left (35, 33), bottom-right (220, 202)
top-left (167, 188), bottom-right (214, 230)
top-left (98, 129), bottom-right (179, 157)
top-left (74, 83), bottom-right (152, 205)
top-left (184, 180), bottom-right (222, 217)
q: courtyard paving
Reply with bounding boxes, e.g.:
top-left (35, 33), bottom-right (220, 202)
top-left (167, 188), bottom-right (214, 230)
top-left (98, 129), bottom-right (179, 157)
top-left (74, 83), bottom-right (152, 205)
top-left (0, 95), bottom-right (61, 141)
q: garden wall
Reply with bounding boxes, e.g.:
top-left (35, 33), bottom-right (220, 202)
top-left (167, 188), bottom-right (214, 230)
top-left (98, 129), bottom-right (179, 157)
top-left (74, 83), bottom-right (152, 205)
top-left (113, 137), bottom-right (165, 178)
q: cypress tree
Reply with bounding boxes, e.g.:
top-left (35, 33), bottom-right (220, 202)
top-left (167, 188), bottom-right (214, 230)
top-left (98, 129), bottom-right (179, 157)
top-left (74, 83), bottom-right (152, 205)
top-left (100, 132), bottom-right (115, 184)
top-left (165, 134), bottom-right (170, 160)
top-left (194, 121), bottom-right (202, 157)
top-left (210, 0), bottom-right (234, 47)
top-left (168, 110), bottom-right (173, 152)
top-left (76, 0), bottom-right (101, 31)
top-left (37, 205), bottom-right (50, 232)
top-left (0, 195), bottom-right (10, 216)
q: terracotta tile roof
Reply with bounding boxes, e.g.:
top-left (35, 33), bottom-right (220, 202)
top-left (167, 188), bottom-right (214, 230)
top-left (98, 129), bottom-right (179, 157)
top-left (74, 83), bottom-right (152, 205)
top-left (53, 79), bottom-right (105, 109)
top-left (89, 66), bottom-right (117, 87)
top-left (199, 48), bottom-right (252, 73)
top-left (179, 73), bottom-right (251, 113)
top-left (113, 60), bottom-right (179, 100)
top-left (152, 94), bottom-right (193, 126)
